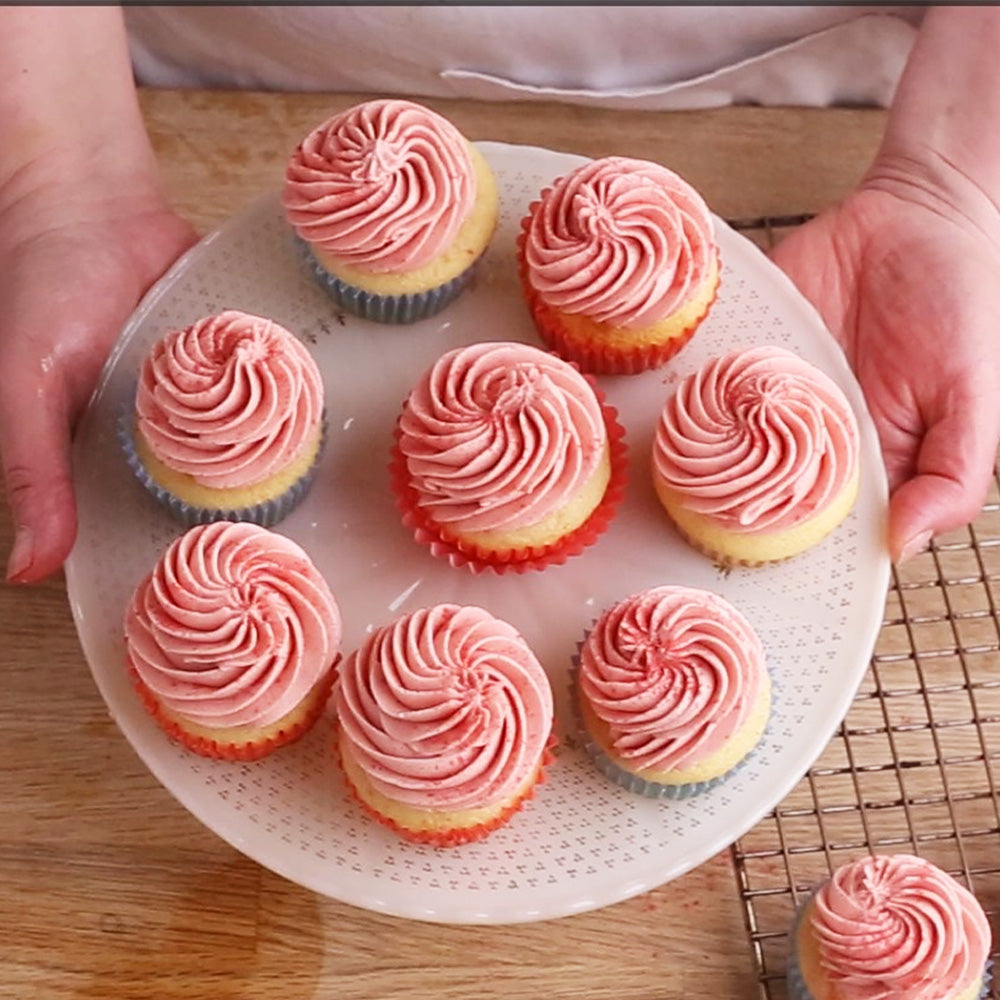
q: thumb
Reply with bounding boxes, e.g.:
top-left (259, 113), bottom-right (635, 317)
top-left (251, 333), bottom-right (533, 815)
top-left (0, 369), bottom-right (77, 583)
top-left (889, 407), bottom-right (999, 564)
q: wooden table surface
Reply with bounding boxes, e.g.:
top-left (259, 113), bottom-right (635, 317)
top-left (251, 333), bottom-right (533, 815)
top-left (0, 92), bottom-right (889, 1000)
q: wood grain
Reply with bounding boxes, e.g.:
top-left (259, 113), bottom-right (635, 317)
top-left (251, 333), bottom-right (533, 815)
top-left (0, 92), bottom-right (889, 1000)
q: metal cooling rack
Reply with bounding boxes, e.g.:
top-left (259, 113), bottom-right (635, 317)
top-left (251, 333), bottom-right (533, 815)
top-left (726, 215), bottom-right (1000, 1000)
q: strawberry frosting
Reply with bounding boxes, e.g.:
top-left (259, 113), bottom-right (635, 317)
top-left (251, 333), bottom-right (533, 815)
top-left (283, 98), bottom-right (476, 272)
top-left (136, 310), bottom-right (324, 490)
top-left (125, 522), bottom-right (342, 729)
top-left (579, 586), bottom-right (766, 772)
top-left (522, 155), bottom-right (715, 329)
top-left (808, 854), bottom-right (990, 1000)
top-left (335, 604), bottom-right (553, 811)
top-left (398, 342), bottom-right (607, 533)
top-left (652, 345), bottom-right (859, 531)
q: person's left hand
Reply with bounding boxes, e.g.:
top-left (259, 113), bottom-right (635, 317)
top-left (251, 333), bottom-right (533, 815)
top-left (771, 179), bottom-right (1000, 563)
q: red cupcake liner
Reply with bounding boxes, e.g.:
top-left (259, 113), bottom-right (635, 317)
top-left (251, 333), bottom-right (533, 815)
top-left (129, 662), bottom-right (337, 762)
top-left (516, 205), bottom-right (720, 375)
top-left (335, 733), bottom-right (558, 848)
top-left (389, 380), bottom-right (629, 574)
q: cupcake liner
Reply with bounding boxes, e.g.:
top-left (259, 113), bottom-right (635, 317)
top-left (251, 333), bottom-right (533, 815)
top-left (516, 213), bottom-right (720, 375)
top-left (786, 895), bottom-right (993, 1000)
top-left (297, 237), bottom-right (475, 324)
top-left (118, 408), bottom-right (326, 529)
top-left (335, 735), bottom-right (557, 848)
top-left (569, 642), bottom-right (774, 800)
top-left (389, 381), bottom-right (628, 574)
top-left (129, 663), bottom-right (337, 762)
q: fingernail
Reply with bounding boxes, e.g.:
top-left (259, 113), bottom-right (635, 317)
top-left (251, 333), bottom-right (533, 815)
top-left (897, 529), bottom-right (933, 565)
top-left (5, 528), bottom-right (33, 582)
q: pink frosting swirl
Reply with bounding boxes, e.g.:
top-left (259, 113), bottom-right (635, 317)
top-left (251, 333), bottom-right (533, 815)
top-left (809, 854), bottom-right (991, 1000)
top-left (523, 156), bottom-right (715, 329)
top-left (283, 98), bottom-right (476, 272)
top-left (398, 342), bottom-right (607, 533)
top-left (125, 522), bottom-right (342, 729)
top-left (652, 345), bottom-right (859, 531)
top-left (335, 605), bottom-right (553, 810)
top-left (579, 587), bottom-right (765, 772)
top-left (136, 310), bottom-right (324, 490)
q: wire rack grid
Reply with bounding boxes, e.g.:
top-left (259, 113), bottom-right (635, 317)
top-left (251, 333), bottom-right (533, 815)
top-left (726, 215), bottom-right (1000, 1000)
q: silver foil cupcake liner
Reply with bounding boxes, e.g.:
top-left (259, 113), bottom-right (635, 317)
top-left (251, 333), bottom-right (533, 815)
top-left (786, 895), bottom-right (993, 1000)
top-left (569, 642), bottom-right (775, 800)
top-left (118, 410), bottom-right (326, 529)
top-left (296, 237), bottom-right (475, 324)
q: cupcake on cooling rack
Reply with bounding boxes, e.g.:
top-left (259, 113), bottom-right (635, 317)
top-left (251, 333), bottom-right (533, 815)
top-left (518, 155), bottom-right (720, 374)
top-left (574, 586), bottom-right (770, 798)
top-left (788, 853), bottom-right (992, 1000)
top-left (283, 98), bottom-right (499, 323)
top-left (651, 344), bottom-right (860, 566)
top-left (125, 521), bottom-right (342, 761)
top-left (334, 604), bottom-right (554, 846)
top-left (123, 309), bottom-right (325, 527)
top-left (390, 340), bottom-right (628, 573)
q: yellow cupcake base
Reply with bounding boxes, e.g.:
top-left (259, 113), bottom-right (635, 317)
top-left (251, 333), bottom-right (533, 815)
top-left (548, 253), bottom-right (719, 353)
top-left (132, 665), bottom-right (336, 762)
top-left (127, 421), bottom-right (324, 526)
top-left (653, 467), bottom-right (861, 567)
top-left (579, 677), bottom-right (771, 795)
top-left (336, 729), bottom-right (548, 846)
top-left (440, 446), bottom-right (612, 556)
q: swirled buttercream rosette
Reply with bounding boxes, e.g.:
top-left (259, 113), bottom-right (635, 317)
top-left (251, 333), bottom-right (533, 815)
top-left (283, 99), bottom-right (498, 323)
top-left (573, 587), bottom-right (771, 799)
top-left (124, 310), bottom-right (326, 527)
top-left (125, 522), bottom-right (342, 760)
top-left (333, 604), bottom-right (555, 846)
top-left (787, 854), bottom-right (992, 1000)
top-left (517, 156), bottom-right (721, 375)
top-left (389, 342), bottom-right (628, 574)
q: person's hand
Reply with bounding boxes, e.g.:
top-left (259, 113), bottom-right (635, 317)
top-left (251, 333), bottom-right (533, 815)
top-left (0, 183), bottom-right (196, 583)
top-left (772, 167), bottom-right (1000, 563)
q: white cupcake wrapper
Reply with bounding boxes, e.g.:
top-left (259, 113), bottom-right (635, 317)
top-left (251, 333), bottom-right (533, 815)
top-left (786, 896), bottom-right (993, 1000)
top-left (118, 408), bottom-right (326, 528)
top-left (569, 640), bottom-right (775, 800)
top-left (295, 237), bottom-right (476, 324)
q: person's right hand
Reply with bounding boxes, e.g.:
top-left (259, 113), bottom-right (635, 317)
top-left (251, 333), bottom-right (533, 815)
top-left (0, 182), bottom-right (196, 583)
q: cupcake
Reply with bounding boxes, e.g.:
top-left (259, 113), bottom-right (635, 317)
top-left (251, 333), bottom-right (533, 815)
top-left (390, 341), bottom-right (627, 573)
top-left (125, 521), bottom-right (342, 761)
top-left (518, 155), bottom-right (720, 374)
top-left (651, 345), bottom-right (860, 566)
top-left (575, 586), bottom-right (770, 798)
top-left (788, 854), bottom-right (992, 1000)
top-left (124, 309), bottom-right (325, 527)
top-left (334, 604), bottom-right (554, 846)
top-left (283, 98), bottom-right (499, 323)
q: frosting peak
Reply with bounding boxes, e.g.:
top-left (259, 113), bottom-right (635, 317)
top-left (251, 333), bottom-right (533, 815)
top-left (579, 587), bottom-right (766, 772)
top-left (282, 98), bottom-right (476, 272)
top-left (125, 522), bottom-right (342, 729)
top-left (136, 310), bottom-right (324, 490)
top-left (335, 604), bottom-right (553, 810)
top-left (809, 854), bottom-right (990, 1000)
top-left (398, 342), bottom-right (607, 533)
top-left (523, 156), bottom-right (715, 329)
top-left (652, 345), bottom-right (859, 531)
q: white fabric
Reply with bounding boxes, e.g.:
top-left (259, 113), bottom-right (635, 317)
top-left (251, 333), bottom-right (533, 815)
top-left (125, 5), bottom-right (922, 110)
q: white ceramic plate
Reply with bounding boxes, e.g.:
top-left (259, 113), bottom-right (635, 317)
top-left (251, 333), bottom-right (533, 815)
top-left (66, 141), bottom-right (889, 925)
